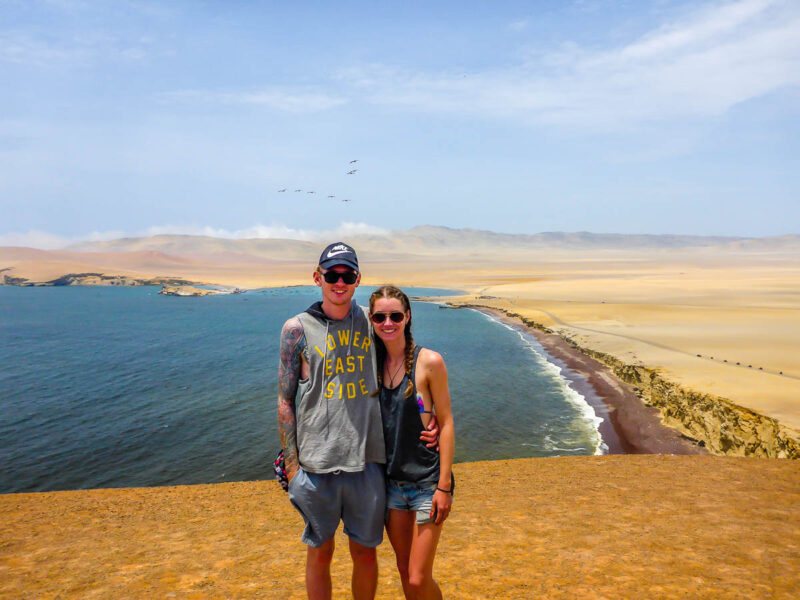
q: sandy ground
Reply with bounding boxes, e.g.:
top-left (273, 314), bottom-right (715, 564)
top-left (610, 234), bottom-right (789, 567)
top-left (439, 251), bottom-right (800, 432)
top-left (2, 456), bottom-right (798, 600)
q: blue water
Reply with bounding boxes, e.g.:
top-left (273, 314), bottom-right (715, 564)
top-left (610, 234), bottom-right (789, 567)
top-left (0, 286), bottom-right (604, 493)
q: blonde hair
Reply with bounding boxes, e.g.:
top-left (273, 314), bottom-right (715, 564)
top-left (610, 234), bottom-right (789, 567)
top-left (369, 285), bottom-right (415, 398)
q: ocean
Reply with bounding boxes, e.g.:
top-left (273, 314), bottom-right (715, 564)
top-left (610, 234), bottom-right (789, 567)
top-left (0, 285), bottom-right (605, 494)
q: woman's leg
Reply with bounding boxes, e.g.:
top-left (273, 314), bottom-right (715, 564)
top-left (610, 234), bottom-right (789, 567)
top-left (386, 509), bottom-right (416, 599)
top-left (407, 521), bottom-right (443, 600)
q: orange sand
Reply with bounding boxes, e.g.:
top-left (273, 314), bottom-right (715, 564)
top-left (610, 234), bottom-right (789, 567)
top-left (2, 456), bottom-right (798, 599)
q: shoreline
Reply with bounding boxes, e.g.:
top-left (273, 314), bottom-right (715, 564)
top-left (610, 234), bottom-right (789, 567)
top-left (467, 306), bottom-right (707, 456)
top-left (4, 281), bottom-right (795, 457)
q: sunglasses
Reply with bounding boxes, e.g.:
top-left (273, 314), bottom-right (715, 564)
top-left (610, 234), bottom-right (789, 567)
top-left (370, 311), bottom-right (406, 324)
top-left (320, 269), bottom-right (358, 285)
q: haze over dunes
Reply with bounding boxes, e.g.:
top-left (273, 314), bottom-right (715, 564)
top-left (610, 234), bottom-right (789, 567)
top-left (3, 227), bottom-right (799, 287)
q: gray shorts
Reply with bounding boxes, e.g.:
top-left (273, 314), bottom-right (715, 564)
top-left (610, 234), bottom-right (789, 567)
top-left (288, 462), bottom-right (386, 548)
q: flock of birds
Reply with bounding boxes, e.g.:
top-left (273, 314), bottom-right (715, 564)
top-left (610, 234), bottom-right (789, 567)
top-left (276, 159), bottom-right (358, 202)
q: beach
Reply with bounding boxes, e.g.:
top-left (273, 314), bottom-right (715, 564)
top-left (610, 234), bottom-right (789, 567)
top-left (472, 307), bottom-right (706, 456)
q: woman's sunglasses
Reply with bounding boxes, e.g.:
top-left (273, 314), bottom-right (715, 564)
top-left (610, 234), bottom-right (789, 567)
top-left (321, 269), bottom-right (358, 285)
top-left (370, 311), bottom-right (406, 324)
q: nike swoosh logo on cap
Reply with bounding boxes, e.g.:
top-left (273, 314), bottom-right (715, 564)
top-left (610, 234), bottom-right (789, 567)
top-left (327, 249), bottom-right (350, 257)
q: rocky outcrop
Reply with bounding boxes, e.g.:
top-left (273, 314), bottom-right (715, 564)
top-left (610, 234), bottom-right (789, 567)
top-left (452, 303), bottom-right (800, 459)
top-left (159, 285), bottom-right (243, 296)
top-left (1, 273), bottom-right (200, 287)
top-left (1, 273), bottom-right (28, 285)
top-left (579, 348), bottom-right (800, 459)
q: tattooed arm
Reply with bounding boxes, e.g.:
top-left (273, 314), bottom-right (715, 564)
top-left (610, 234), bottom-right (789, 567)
top-left (277, 316), bottom-right (306, 483)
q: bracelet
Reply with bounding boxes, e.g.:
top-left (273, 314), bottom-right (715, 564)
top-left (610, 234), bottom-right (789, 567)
top-left (437, 487), bottom-right (452, 494)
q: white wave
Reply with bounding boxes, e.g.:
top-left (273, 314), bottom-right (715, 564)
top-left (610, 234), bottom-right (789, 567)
top-left (474, 310), bottom-right (608, 455)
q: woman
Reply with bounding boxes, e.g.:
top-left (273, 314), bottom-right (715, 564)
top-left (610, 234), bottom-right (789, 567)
top-left (369, 285), bottom-right (455, 600)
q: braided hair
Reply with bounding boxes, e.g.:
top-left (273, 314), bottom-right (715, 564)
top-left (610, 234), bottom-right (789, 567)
top-left (369, 285), bottom-right (415, 398)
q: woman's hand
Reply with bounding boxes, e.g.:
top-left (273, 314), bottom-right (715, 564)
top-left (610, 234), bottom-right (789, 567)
top-left (431, 488), bottom-right (452, 525)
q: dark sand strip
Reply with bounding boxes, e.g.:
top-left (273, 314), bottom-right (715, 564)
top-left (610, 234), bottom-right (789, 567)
top-left (474, 307), bottom-right (706, 455)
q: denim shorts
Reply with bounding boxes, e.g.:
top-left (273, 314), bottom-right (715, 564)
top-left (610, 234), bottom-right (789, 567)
top-left (288, 462), bottom-right (385, 548)
top-left (386, 479), bottom-right (442, 525)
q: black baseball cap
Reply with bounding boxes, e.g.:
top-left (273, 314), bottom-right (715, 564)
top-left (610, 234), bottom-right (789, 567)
top-left (318, 242), bottom-right (359, 271)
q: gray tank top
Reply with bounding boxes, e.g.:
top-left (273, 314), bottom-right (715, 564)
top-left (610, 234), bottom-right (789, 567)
top-left (379, 346), bottom-right (440, 484)
top-left (295, 300), bottom-right (385, 473)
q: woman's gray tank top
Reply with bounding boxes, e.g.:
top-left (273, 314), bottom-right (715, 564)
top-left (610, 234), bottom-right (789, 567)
top-left (379, 346), bottom-right (440, 484)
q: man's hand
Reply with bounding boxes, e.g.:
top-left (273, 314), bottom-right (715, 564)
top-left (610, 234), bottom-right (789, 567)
top-left (286, 465), bottom-right (299, 485)
top-left (420, 414), bottom-right (440, 451)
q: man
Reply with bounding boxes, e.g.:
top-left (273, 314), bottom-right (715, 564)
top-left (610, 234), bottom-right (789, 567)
top-left (277, 242), bottom-right (436, 600)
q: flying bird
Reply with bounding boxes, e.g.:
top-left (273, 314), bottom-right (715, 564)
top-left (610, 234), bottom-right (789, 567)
top-left (341, 198), bottom-right (352, 202)
top-left (328, 195), bottom-right (335, 198)
top-left (349, 159), bottom-right (358, 164)
top-left (307, 191), bottom-right (315, 194)
top-left (346, 169), bottom-right (357, 175)
top-left (277, 188), bottom-right (286, 192)
top-left (294, 189), bottom-right (302, 192)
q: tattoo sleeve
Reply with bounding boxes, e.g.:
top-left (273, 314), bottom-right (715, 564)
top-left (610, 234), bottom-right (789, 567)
top-left (277, 317), bottom-right (305, 476)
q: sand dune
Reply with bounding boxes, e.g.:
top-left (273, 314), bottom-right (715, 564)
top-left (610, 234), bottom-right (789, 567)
top-left (2, 456), bottom-right (798, 599)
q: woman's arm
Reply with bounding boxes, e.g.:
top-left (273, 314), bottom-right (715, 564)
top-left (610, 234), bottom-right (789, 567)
top-left (420, 349), bottom-right (454, 525)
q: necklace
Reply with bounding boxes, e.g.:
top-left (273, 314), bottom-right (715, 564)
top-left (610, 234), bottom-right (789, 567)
top-left (386, 358), bottom-right (405, 388)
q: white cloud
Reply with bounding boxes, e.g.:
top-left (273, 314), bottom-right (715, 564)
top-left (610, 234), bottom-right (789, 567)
top-left (0, 28), bottom-right (154, 67)
top-left (0, 32), bottom-right (89, 67)
top-left (0, 230), bottom-right (73, 249)
top-left (139, 222), bottom-right (388, 241)
top-left (336, 0), bottom-right (800, 127)
top-left (508, 19), bottom-right (529, 32)
top-left (159, 89), bottom-right (348, 113)
top-left (0, 223), bottom-right (390, 249)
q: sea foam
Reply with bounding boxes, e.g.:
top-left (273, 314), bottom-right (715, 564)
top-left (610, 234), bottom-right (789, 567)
top-left (475, 310), bottom-right (608, 456)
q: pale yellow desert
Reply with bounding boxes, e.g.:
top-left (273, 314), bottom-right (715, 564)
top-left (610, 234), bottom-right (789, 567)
top-left (443, 249), bottom-right (800, 433)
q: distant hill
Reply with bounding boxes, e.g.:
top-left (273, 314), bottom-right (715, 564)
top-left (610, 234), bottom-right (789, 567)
top-left (67, 235), bottom-right (319, 260)
top-left (61, 226), bottom-right (778, 257)
top-left (3, 226), bottom-right (797, 287)
top-left (388, 227), bottom-right (750, 251)
top-left (712, 234), bottom-right (800, 252)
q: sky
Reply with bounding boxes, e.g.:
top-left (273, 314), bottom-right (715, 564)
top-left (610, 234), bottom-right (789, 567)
top-left (1, 0), bottom-right (799, 248)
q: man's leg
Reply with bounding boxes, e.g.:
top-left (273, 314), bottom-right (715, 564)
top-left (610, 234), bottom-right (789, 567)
top-left (349, 537), bottom-right (378, 600)
top-left (340, 464), bottom-right (385, 599)
top-left (307, 537), bottom-right (335, 600)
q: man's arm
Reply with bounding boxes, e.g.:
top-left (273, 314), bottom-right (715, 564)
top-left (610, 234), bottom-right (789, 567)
top-left (420, 415), bottom-right (440, 450)
top-left (277, 316), bottom-right (305, 482)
